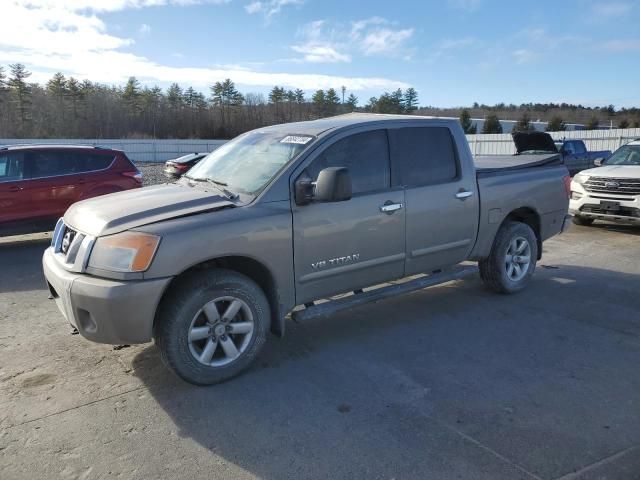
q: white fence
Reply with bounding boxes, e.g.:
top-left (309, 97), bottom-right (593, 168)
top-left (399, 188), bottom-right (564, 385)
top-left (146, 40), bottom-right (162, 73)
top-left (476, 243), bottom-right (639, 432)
top-left (0, 138), bottom-right (227, 162)
top-left (466, 128), bottom-right (640, 155)
top-left (4, 128), bottom-right (640, 161)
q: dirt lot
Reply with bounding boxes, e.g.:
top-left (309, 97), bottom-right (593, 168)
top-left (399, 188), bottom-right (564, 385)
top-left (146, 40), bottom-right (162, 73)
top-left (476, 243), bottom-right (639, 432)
top-left (1, 221), bottom-right (639, 480)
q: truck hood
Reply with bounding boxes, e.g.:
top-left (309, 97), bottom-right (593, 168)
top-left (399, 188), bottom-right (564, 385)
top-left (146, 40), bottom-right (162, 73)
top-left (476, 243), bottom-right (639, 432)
top-left (580, 164), bottom-right (640, 179)
top-left (512, 132), bottom-right (558, 154)
top-left (65, 183), bottom-right (235, 237)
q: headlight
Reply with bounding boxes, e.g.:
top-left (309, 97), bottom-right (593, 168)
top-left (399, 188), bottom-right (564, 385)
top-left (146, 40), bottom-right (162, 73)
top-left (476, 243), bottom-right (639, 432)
top-left (573, 174), bottom-right (589, 184)
top-left (88, 232), bottom-right (160, 272)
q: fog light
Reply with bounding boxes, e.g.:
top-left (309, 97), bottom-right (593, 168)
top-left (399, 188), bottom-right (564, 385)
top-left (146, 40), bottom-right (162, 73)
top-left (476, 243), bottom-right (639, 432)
top-left (571, 191), bottom-right (583, 200)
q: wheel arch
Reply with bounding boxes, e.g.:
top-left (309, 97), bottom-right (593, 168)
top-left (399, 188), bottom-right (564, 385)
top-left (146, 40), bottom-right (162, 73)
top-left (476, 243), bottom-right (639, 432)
top-left (155, 255), bottom-right (285, 338)
top-left (503, 207), bottom-right (542, 259)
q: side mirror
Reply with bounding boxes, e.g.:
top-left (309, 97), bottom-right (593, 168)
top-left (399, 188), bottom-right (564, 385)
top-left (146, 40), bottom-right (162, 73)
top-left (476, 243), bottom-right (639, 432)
top-left (594, 158), bottom-right (604, 167)
top-left (314, 167), bottom-right (352, 203)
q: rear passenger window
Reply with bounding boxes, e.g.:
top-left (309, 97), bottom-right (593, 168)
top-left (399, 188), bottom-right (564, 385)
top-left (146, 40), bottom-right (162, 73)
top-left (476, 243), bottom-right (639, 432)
top-left (27, 151), bottom-right (77, 178)
top-left (0, 153), bottom-right (25, 183)
top-left (26, 151), bottom-right (114, 178)
top-left (573, 142), bottom-right (586, 154)
top-left (390, 127), bottom-right (458, 187)
top-left (306, 130), bottom-right (390, 194)
top-left (72, 153), bottom-right (114, 172)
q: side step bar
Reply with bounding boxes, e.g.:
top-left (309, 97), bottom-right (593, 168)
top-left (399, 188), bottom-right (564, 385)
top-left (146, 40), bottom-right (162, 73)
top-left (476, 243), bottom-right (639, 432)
top-left (292, 265), bottom-right (478, 322)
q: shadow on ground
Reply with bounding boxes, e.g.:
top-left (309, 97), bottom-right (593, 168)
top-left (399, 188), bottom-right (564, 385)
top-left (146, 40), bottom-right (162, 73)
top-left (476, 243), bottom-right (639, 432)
top-left (0, 238), bottom-right (50, 293)
top-left (133, 264), bottom-right (640, 480)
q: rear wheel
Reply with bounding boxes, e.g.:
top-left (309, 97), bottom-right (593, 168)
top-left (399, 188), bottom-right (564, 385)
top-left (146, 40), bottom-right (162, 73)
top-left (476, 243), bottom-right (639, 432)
top-left (154, 269), bottom-right (269, 385)
top-left (572, 215), bottom-right (594, 226)
top-left (479, 221), bottom-right (538, 294)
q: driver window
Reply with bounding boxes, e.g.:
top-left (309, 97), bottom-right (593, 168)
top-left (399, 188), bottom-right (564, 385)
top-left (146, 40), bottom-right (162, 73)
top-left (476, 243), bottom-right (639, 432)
top-left (306, 130), bottom-right (390, 194)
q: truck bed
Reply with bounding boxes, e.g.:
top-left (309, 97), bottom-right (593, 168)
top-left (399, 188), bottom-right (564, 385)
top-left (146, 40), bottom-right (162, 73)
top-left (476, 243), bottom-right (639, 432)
top-left (474, 153), bottom-right (562, 175)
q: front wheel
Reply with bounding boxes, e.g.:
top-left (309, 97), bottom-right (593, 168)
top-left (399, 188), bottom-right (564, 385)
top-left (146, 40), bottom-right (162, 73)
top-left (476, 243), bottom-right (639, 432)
top-left (154, 269), bottom-right (269, 385)
top-left (479, 221), bottom-right (538, 294)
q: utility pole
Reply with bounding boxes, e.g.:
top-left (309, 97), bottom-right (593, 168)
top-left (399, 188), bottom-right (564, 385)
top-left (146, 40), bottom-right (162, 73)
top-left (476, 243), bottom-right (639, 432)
top-left (341, 85), bottom-right (346, 104)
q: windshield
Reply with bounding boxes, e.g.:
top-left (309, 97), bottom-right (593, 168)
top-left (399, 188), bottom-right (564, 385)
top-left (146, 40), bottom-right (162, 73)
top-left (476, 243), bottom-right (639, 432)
top-left (185, 131), bottom-right (313, 194)
top-left (604, 145), bottom-right (640, 166)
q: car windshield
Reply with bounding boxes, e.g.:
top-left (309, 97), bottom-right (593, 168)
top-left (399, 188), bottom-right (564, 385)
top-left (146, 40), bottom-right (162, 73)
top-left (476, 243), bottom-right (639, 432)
top-left (604, 145), bottom-right (640, 166)
top-left (184, 131), bottom-right (313, 195)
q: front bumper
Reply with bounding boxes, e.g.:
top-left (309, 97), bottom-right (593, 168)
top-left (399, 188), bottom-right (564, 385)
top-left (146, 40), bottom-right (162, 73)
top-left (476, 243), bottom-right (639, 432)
top-left (43, 247), bottom-right (172, 345)
top-left (569, 182), bottom-right (640, 224)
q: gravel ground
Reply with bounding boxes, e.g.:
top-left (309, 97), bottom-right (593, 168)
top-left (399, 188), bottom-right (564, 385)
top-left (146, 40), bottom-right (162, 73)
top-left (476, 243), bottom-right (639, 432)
top-left (1, 223), bottom-right (640, 479)
top-left (136, 162), bottom-right (168, 187)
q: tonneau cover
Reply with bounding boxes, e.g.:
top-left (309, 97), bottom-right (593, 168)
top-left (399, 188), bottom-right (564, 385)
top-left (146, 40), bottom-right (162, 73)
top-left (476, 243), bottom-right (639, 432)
top-left (474, 153), bottom-right (561, 174)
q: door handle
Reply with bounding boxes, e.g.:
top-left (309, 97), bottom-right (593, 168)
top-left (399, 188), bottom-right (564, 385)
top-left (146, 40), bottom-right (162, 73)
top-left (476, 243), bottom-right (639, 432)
top-left (455, 190), bottom-right (474, 200)
top-left (380, 202), bottom-right (404, 213)
top-left (8, 185), bottom-right (23, 192)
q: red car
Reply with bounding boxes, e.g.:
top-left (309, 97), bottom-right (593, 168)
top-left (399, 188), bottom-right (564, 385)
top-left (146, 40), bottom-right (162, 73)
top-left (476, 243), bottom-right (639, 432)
top-left (0, 144), bottom-right (142, 236)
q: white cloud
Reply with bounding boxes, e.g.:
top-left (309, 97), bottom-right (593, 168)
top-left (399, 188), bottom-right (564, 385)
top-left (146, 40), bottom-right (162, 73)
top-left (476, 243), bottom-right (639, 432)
top-left (0, 0), bottom-right (407, 92)
top-left (244, 0), bottom-right (303, 20)
top-left (590, 2), bottom-right (632, 17)
top-left (350, 17), bottom-right (414, 57)
top-left (138, 23), bottom-right (152, 37)
top-left (512, 49), bottom-right (537, 64)
top-left (600, 39), bottom-right (640, 51)
top-left (359, 27), bottom-right (414, 56)
top-left (290, 45), bottom-right (351, 63)
top-left (287, 17), bottom-right (414, 63)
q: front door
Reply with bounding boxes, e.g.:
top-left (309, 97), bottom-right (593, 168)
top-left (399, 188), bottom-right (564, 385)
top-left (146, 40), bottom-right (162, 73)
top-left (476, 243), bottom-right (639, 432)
top-left (0, 152), bottom-right (31, 226)
top-left (292, 129), bottom-right (406, 304)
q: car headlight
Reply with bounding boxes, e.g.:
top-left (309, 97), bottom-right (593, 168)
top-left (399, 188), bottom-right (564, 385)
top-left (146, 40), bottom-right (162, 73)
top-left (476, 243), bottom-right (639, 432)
top-left (88, 232), bottom-right (160, 272)
top-left (573, 174), bottom-right (589, 184)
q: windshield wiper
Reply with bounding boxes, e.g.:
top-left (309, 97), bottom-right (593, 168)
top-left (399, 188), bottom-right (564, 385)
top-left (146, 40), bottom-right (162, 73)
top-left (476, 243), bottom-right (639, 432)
top-left (185, 176), bottom-right (238, 200)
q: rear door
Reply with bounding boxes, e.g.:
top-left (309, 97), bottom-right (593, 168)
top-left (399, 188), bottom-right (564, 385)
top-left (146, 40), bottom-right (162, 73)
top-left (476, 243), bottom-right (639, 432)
top-left (68, 151), bottom-right (117, 199)
top-left (0, 152), bottom-right (31, 224)
top-left (389, 126), bottom-right (479, 276)
top-left (292, 129), bottom-right (406, 304)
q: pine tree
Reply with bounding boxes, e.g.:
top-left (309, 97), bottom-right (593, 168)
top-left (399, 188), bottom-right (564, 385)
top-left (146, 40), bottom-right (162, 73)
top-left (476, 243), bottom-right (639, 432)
top-left (325, 88), bottom-right (340, 114)
top-left (122, 76), bottom-right (142, 117)
top-left (294, 89), bottom-right (305, 104)
top-left (390, 89), bottom-right (404, 113)
top-left (268, 86), bottom-right (285, 104)
top-left (312, 89), bottom-right (326, 115)
top-left (167, 83), bottom-right (184, 110)
top-left (546, 116), bottom-right (566, 132)
top-left (512, 112), bottom-right (533, 133)
top-left (8, 63), bottom-right (32, 127)
top-left (617, 118), bottom-right (630, 129)
top-left (585, 115), bottom-right (600, 130)
top-left (346, 93), bottom-right (358, 112)
top-left (482, 114), bottom-right (503, 134)
top-left (403, 87), bottom-right (419, 112)
top-left (459, 109), bottom-right (477, 134)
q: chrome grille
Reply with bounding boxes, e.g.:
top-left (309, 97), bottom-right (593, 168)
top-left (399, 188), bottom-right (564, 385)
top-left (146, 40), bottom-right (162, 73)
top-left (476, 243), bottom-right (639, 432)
top-left (51, 218), bottom-right (95, 272)
top-left (584, 177), bottom-right (640, 196)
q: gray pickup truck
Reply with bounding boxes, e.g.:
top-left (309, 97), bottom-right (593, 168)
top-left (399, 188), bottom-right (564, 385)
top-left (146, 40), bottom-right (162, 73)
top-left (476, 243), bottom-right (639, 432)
top-left (43, 114), bottom-right (571, 385)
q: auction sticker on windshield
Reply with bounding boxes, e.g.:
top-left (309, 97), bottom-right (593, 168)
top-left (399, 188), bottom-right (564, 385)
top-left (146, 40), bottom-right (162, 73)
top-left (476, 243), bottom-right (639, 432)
top-left (280, 135), bottom-right (313, 145)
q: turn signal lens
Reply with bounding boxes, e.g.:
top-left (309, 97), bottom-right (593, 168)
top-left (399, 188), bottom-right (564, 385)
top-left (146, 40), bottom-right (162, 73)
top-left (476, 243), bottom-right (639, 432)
top-left (88, 232), bottom-right (160, 272)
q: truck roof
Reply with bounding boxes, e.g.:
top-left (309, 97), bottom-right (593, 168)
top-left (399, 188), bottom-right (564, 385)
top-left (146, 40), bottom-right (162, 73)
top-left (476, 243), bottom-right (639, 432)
top-left (257, 113), bottom-right (459, 136)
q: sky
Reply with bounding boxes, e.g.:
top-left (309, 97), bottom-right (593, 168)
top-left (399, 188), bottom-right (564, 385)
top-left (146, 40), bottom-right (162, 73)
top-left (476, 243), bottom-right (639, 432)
top-left (1, 0), bottom-right (639, 108)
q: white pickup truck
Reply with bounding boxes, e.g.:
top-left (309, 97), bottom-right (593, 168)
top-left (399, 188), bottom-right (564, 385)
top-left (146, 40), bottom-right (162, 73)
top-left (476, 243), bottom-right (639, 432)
top-left (570, 140), bottom-right (640, 225)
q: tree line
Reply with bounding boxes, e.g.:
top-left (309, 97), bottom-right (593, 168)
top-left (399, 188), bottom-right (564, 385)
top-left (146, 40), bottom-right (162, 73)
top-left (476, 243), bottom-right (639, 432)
top-left (0, 63), bottom-right (421, 139)
top-left (0, 63), bottom-right (638, 139)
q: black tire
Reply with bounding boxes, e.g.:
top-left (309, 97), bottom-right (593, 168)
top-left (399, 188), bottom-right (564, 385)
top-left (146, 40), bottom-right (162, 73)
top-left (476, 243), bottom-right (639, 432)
top-left (479, 221), bottom-right (538, 294)
top-left (572, 215), bottom-right (594, 226)
top-left (154, 269), bottom-right (270, 385)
